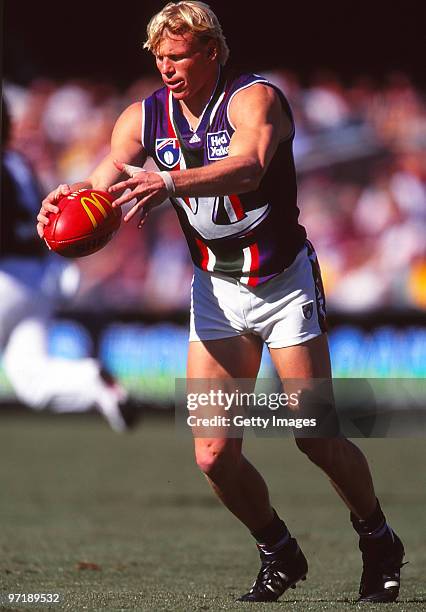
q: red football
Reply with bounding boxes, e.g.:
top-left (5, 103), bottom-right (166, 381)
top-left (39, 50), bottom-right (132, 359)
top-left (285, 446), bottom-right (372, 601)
top-left (43, 188), bottom-right (121, 257)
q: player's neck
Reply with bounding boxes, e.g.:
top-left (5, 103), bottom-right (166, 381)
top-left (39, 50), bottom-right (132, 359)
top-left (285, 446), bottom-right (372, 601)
top-left (179, 66), bottom-right (220, 124)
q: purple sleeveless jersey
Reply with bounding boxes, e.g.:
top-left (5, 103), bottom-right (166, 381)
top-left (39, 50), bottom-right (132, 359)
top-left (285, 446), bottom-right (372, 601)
top-left (142, 68), bottom-right (306, 286)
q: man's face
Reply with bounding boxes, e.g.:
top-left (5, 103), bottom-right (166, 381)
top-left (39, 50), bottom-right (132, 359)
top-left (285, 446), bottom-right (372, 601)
top-left (155, 31), bottom-right (216, 101)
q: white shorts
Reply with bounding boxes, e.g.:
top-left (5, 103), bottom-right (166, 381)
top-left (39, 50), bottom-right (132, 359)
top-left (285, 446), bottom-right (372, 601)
top-left (189, 242), bottom-right (327, 348)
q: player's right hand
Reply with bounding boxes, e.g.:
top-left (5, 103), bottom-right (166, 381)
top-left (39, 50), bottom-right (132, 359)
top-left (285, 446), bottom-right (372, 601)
top-left (37, 184), bottom-right (71, 238)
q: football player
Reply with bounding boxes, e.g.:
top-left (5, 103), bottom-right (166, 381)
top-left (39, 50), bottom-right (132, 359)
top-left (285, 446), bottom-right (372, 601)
top-left (1, 97), bottom-right (139, 431)
top-left (37, 1), bottom-right (405, 602)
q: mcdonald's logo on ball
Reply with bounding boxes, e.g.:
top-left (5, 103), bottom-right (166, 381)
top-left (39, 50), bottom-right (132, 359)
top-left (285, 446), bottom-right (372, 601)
top-left (43, 189), bottom-right (122, 258)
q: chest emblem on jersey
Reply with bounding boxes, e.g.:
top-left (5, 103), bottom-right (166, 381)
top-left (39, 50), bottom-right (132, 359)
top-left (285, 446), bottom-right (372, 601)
top-left (207, 130), bottom-right (230, 160)
top-left (155, 138), bottom-right (181, 168)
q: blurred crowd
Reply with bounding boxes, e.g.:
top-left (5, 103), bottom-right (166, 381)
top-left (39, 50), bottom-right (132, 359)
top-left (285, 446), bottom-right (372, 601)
top-left (3, 69), bottom-right (425, 313)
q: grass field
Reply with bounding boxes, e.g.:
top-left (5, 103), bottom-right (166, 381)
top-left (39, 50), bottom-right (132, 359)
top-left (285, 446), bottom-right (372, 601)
top-left (0, 411), bottom-right (425, 611)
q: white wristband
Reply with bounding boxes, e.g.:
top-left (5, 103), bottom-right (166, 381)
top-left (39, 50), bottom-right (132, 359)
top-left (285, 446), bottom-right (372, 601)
top-left (158, 171), bottom-right (176, 197)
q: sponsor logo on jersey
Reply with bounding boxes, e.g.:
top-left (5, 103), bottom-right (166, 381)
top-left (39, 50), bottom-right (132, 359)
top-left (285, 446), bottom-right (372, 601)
top-left (302, 301), bottom-right (314, 320)
top-left (189, 133), bottom-right (201, 144)
top-left (155, 138), bottom-right (181, 168)
top-left (207, 130), bottom-right (230, 160)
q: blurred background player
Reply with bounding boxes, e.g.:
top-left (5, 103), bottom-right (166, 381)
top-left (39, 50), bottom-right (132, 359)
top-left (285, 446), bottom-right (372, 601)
top-left (0, 97), bottom-right (140, 432)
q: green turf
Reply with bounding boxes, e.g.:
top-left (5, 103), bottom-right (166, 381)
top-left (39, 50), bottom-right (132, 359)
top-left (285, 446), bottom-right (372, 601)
top-left (0, 412), bottom-right (424, 611)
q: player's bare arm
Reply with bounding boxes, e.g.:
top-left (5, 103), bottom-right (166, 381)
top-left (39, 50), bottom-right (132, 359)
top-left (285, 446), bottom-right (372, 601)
top-left (178, 83), bottom-right (292, 192)
top-left (36, 102), bottom-right (152, 236)
top-left (109, 84), bottom-right (291, 223)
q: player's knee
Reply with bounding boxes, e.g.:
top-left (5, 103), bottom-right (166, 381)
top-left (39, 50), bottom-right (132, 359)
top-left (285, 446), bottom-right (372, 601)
top-left (195, 440), bottom-right (241, 479)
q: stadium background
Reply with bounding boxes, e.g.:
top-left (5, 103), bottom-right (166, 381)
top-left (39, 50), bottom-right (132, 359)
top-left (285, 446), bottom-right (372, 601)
top-left (2, 0), bottom-right (426, 404)
top-left (1, 1), bottom-right (425, 609)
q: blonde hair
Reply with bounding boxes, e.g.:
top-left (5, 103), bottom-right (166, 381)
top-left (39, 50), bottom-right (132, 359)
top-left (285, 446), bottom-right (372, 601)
top-left (144, 1), bottom-right (230, 65)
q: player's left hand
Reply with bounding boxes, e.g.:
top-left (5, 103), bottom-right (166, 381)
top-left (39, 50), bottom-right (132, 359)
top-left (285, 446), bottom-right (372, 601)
top-left (109, 160), bottom-right (169, 228)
